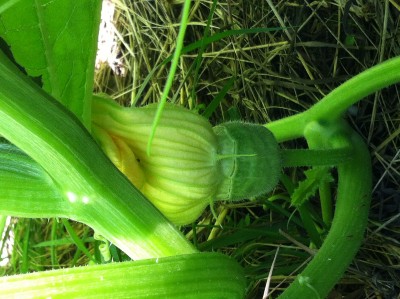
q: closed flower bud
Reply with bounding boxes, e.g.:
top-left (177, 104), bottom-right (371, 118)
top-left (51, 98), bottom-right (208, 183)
top-left (92, 95), bottom-right (220, 225)
top-left (92, 95), bottom-right (281, 225)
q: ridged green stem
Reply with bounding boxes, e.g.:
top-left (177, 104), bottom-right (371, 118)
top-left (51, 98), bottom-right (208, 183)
top-left (265, 56), bottom-right (400, 297)
top-left (266, 56), bottom-right (400, 142)
top-left (0, 52), bottom-right (196, 260)
top-left (281, 148), bottom-right (353, 168)
top-left (0, 252), bottom-right (246, 299)
top-left (279, 121), bottom-right (371, 298)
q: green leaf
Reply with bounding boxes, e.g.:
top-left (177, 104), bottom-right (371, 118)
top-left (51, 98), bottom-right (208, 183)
top-left (202, 76), bottom-right (235, 119)
top-left (291, 167), bottom-right (334, 207)
top-left (0, 0), bottom-right (102, 127)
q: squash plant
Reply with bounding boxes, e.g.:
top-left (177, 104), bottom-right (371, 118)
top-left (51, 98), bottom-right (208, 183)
top-left (0, 0), bottom-right (399, 298)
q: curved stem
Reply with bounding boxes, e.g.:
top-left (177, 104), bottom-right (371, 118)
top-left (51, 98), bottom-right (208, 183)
top-left (267, 55), bottom-right (398, 297)
top-left (279, 122), bottom-right (371, 298)
top-left (306, 56), bottom-right (400, 122)
top-left (267, 56), bottom-right (400, 142)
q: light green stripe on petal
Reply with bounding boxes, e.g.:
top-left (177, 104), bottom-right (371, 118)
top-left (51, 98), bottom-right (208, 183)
top-left (92, 95), bottom-right (220, 225)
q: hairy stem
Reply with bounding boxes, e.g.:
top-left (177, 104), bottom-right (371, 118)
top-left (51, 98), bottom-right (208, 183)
top-left (281, 147), bottom-right (353, 168)
top-left (267, 56), bottom-right (400, 142)
top-left (279, 121), bottom-right (371, 298)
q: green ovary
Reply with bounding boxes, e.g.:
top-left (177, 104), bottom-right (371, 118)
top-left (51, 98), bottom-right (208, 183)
top-left (213, 122), bottom-right (281, 201)
top-left (91, 95), bottom-right (219, 225)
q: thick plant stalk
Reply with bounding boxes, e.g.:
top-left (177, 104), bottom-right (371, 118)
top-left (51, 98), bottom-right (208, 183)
top-left (0, 143), bottom-right (68, 216)
top-left (0, 52), bottom-right (196, 260)
top-left (0, 252), bottom-right (246, 299)
top-left (279, 121), bottom-right (371, 298)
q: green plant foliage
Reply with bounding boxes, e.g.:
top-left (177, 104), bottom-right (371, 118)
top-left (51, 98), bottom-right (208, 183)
top-left (291, 167), bottom-right (334, 207)
top-left (0, 0), bottom-right (102, 126)
top-left (1, 1), bottom-right (399, 297)
top-left (0, 51), bottom-right (196, 260)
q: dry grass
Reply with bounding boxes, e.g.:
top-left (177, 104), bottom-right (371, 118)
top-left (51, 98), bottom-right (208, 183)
top-left (94, 1), bottom-right (400, 297)
top-left (1, 1), bottom-right (399, 298)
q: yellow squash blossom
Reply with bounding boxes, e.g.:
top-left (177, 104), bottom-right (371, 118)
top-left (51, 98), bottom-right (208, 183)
top-left (92, 95), bottom-right (281, 225)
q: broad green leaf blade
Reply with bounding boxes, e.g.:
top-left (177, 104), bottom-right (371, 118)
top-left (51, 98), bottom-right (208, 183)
top-left (0, 0), bottom-right (102, 127)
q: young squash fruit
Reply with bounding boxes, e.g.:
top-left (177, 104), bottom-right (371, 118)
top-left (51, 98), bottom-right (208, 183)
top-left (92, 95), bottom-right (281, 225)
